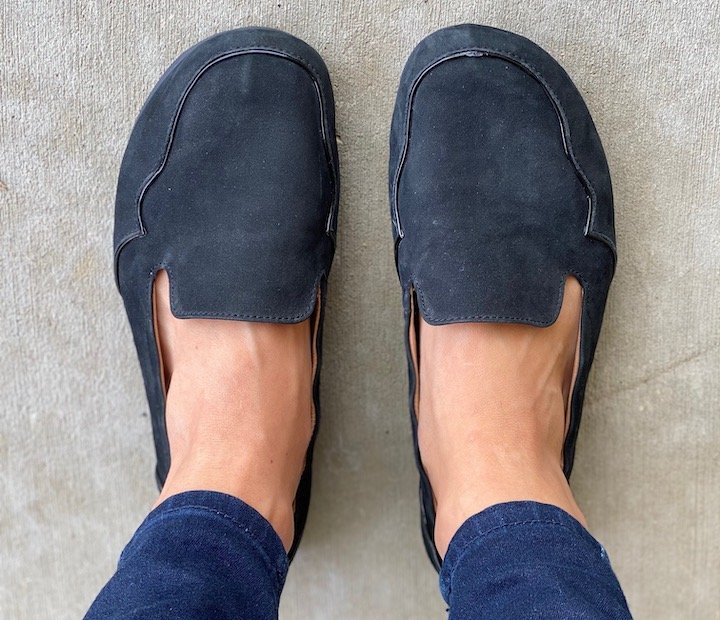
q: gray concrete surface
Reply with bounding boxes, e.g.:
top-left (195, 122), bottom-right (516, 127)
top-left (1, 1), bottom-right (719, 618)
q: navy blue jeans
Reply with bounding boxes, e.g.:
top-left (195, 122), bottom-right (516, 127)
top-left (86, 491), bottom-right (631, 618)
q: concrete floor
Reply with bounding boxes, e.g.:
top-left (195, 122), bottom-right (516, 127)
top-left (1, 1), bottom-right (719, 618)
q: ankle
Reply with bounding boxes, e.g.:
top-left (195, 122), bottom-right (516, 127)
top-left (431, 451), bottom-right (587, 556)
top-left (156, 433), bottom-right (302, 550)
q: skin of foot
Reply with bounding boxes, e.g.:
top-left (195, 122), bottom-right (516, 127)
top-left (417, 277), bottom-right (586, 558)
top-left (152, 270), bottom-right (314, 552)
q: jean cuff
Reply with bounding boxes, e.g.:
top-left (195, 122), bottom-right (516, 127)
top-left (120, 490), bottom-right (289, 588)
top-left (439, 501), bottom-right (612, 603)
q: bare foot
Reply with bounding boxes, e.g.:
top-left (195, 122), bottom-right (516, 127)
top-left (152, 270), bottom-right (314, 551)
top-left (417, 277), bottom-right (585, 557)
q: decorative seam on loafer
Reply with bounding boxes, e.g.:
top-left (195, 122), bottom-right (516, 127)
top-left (391, 47), bottom-right (616, 262)
top-left (114, 45), bottom-right (339, 287)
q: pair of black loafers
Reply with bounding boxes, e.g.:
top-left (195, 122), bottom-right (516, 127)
top-left (114, 25), bottom-right (615, 567)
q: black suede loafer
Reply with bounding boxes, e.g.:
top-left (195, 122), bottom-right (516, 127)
top-left (389, 24), bottom-right (616, 570)
top-left (114, 28), bottom-right (339, 560)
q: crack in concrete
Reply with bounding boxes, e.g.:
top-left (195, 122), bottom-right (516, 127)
top-left (590, 340), bottom-right (720, 402)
